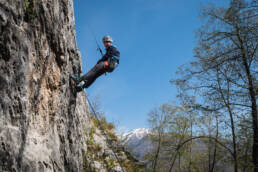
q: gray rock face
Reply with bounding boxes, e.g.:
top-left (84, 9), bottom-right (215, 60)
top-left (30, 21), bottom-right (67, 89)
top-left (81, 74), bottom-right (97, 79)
top-left (0, 1), bottom-right (142, 172)
top-left (0, 0), bottom-right (90, 171)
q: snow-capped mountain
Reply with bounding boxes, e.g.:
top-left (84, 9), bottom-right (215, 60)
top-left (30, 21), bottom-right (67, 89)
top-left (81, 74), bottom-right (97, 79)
top-left (121, 128), bottom-right (151, 142)
top-left (120, 128), bottom-right (154, 160)
top-left (120, 129), bottom-right (234, 171)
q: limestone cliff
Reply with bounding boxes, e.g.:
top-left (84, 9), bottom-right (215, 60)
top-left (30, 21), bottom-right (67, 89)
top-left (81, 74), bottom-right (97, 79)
top-left (0, 0), bottom-right (88, 171)
top-left (0, 1), bottom-right (146, 172)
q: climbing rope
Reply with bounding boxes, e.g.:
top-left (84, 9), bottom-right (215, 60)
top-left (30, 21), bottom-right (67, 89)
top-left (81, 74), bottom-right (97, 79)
top-left (78, 21), bottom-right (124, 170)
top-left (85, 22), bottom-right (104, 57)
top-left (86, 96), bottom-right (126, 172)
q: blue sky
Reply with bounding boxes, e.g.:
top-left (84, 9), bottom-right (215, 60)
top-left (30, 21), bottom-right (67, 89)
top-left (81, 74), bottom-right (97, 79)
top-left (73, 0), bottom-right (228, 133)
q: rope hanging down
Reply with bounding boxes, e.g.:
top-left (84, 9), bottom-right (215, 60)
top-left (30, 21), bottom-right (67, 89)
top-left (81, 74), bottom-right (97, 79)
top-left (82, 21), bottom-right (124, 170)
top-left (86, 96), bottom-right (126, 172)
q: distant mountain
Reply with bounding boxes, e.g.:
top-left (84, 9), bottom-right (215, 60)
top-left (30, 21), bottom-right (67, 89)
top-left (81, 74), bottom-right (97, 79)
top-left (120, 129), bottom-right (234, 171)
top-left (120, 128), bottom-right (154, 160)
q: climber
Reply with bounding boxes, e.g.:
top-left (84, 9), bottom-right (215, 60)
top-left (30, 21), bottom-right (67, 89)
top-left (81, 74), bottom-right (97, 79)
top-left (71, 35), bottom-right (120, 92)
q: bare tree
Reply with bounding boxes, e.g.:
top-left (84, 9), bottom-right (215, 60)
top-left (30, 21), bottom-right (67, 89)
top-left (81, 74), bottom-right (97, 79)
top-left (147, 105), bottom-right (169, 172)
top-left (172, 0), bottom-right (257, 171)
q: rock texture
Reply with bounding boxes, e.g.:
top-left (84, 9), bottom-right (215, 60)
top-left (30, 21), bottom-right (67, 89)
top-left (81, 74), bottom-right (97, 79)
top-left (0, 0), bottom-right (90, 171)
top-left (83, 117), bottom-right (146, 172)
top-left (0, 1), bottom-right (144, 171)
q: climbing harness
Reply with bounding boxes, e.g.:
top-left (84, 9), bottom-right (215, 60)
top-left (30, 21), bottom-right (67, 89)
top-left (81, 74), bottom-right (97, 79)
top-left (86, 96), bottom-right (125, 172)
top-left (108, 55), bottom-right (119, 69)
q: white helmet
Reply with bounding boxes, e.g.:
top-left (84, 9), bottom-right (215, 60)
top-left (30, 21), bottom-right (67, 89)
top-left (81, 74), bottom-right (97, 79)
top-left (102, 35), bottom-right (113, 43)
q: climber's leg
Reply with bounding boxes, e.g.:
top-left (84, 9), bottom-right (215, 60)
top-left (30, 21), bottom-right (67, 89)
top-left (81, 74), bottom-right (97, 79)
top-left (80, 61), bottom-right (106, 89)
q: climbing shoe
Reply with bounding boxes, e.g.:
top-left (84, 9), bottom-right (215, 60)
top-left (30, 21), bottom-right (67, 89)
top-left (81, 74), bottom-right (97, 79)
top-left (71, 75), bottom-right (81, 85)
top-left (75, 85), bottom-right (84, 92)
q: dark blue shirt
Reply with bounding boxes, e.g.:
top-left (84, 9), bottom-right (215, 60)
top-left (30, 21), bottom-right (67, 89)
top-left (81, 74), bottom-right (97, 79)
top-left (98, 45), bottom-right (120, 63)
